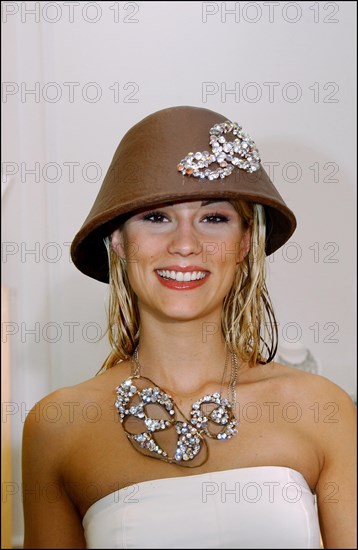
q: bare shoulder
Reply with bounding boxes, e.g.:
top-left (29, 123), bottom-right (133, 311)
top-left (23, 384), bottom-right (87, 467)
top-left (242, 361), bottom-right (356, 438)
top-left (257, 360), bottom-right (355, 408)
top-left (21, 371), bottom-right (125, 549)
top-left (23, 361), bottom-right (131, 443)
top-left (256, 363), bottom-right (356, 478)
top-left (23, 379), bottom-right (99, 433)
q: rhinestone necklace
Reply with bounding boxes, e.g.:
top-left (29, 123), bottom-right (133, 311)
top-left (115, 348), bottom-right (239, 467)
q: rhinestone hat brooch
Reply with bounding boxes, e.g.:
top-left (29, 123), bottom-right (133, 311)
top-left (177, 120), bottom-right (261, 180)
top-left (115, 349), bottom-right (239, 467)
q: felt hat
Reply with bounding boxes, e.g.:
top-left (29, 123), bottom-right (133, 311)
top-left (71, 105), bottom-right (296, 283)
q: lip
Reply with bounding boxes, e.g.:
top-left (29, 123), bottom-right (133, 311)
top-left (154, 268), bottom-right (210, 291)
top-left (156, 265), bottom-right (209, 272)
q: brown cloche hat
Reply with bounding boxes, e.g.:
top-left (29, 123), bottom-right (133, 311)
top-left (71, 106), bottom-right (296, 283)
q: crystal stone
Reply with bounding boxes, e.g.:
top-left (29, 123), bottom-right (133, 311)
top-left (177, 119), bottom-right (261, 180)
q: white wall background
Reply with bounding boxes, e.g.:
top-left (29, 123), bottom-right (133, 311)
top-left (2, 1), bottom-right (356, 545)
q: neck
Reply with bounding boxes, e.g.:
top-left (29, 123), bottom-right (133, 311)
top-left (133, 312), bottom-right (232, 396)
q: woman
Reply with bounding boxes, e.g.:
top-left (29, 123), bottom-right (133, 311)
top-left (22, 106), bottom-right (356, 548)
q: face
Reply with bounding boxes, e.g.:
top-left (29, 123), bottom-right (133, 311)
top-left (111, 200), bottom-right (251, 323)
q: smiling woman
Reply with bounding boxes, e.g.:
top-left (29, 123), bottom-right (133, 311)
top-left (105, 197), bottom-right (273, 370)
top-left (22, 106), bottom-right (356, 549)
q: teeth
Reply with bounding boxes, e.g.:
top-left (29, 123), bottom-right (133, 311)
top-left (156, 270), bottom-right (208, 282)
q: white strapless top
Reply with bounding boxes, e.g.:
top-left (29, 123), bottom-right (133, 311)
top-left (83, 466), bottom-right (321, 549)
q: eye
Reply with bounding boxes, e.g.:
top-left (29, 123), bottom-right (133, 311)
top-left (202, 212), bottom-right (230, 224)
top-left (142, 210), bottom-right (169, 223)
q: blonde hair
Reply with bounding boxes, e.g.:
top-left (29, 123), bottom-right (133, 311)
top-left (99, 200), bottom-right (277, 371)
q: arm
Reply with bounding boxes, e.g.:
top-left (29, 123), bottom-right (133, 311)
top-left (315, 386), bottom-right (357, 549)
top-left (22, 392), bottom-right (86, 549)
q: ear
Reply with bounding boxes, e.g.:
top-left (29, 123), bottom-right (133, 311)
top-left (237, 227), bottom-right (251, 263)
top-left (110, 229), bottom-right (126, 259)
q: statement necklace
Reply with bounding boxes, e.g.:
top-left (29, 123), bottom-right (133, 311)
top-left (115, 348), bottom-right (239, 467)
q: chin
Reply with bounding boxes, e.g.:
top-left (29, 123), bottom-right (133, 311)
top-left (157, 302), bottom-right (221, 324)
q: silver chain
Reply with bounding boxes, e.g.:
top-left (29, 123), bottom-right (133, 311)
top-left (131, 347), bottom-right (141, 376)
top-left (131, 346), bottom-right (238, 412)
top-left (230, 352), bottom-right (238, 416)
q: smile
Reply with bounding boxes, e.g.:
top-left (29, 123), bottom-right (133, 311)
top-left (156, 270), bottom-right (209, 282)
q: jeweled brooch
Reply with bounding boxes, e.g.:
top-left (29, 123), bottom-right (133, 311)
top-left (177, 120), bottom-right (261, 180)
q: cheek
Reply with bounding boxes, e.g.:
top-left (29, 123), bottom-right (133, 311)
top-left (124, 263), bottom-right (151, 302)
top-left (223, 263), bottom-right (239, 291)
top-left (121, 241), bottom-right (140, 264)
top-left (122, 226), bottom-right (158, 259)
top-left (121, 229), bottom-right (144, 263)
top-left (216, 236), bottom-right (242, 265)
top-left (219, 239), bottom-right (241, 288)
top-left (123, 238), bottom-right (158, 292)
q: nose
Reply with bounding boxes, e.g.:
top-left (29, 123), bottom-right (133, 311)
top-left (167, 218), bottom-right (202, 257)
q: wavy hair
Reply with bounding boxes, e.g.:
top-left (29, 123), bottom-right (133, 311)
top-left (99, 200), bottom-right (277, 371)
